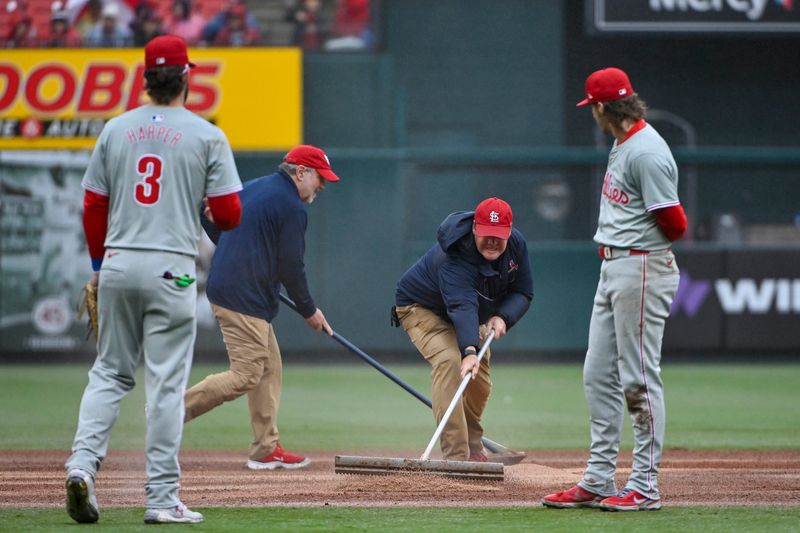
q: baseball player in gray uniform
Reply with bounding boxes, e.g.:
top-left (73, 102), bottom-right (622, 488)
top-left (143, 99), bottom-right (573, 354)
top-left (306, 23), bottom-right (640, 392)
top-left (65, 35), bottom-right (243, 525)
top-left (543, 67), bottom-right (687, 512)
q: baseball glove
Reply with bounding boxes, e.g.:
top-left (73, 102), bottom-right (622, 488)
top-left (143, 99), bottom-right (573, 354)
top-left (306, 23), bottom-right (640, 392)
top-left (77, 282), bottom-right (99, 340)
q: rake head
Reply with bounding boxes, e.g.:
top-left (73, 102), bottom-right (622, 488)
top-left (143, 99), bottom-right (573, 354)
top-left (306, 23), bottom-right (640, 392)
top-left (334, 455), bottom-right (504, 482)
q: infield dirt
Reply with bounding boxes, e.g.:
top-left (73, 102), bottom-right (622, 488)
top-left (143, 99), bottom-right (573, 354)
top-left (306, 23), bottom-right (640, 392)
top-left (2, 449), bottom-right (798, 508)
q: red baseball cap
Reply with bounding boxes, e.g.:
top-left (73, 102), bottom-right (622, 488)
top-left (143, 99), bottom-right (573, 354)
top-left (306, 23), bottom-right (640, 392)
top-left (145, 35), bottom-right (196, 69)
top-left (284, 145), bottom-right (340, 182)
top-left (576, 67), bottom-right (634, 107)
top-left (474, 197), bottom-right (513, 239)
top-left (229, 4), bottom-right (247, 18)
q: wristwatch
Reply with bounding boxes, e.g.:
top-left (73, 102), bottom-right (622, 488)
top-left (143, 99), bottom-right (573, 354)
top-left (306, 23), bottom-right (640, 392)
top-left (463, 347), bottom-right (477, 357)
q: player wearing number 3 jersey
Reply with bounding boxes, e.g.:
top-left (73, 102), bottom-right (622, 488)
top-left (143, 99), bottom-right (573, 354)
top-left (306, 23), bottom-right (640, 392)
top-left (542, 68), bottom-right (686, 512)
top-left (65, 35), bottom-right (242, 525)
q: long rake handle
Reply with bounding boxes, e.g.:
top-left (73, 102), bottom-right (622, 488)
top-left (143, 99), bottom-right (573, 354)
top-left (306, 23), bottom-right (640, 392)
top-left (335, 332), bottom-right (432, 406)
top-left (420, 330), bottom-right (495, 461)
top-left (278, 293), bottom-right (511, 455)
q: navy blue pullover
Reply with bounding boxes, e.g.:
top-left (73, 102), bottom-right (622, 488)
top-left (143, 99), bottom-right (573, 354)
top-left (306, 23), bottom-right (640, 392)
top-left (395, 211), bottom-right (534, 355)
top-left (203, 170), bottom-right (315, 321)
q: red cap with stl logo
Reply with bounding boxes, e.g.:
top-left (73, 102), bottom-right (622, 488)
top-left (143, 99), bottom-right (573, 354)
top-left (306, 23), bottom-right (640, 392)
top-left (474, 197), bottom-right (513, 240)
top-left (284, 145), bottom-right (340, 182)
top-left (576, 67), bottom-right (634, 107)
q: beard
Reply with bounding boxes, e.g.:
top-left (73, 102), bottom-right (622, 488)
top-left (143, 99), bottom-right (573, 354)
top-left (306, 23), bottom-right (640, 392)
top-left (594, 114), bottom-right (611, 135)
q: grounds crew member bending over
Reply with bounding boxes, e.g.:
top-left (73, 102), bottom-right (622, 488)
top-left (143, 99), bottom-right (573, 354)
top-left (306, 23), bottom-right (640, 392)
top-left (394, 197), bottom-right (533, 461)
top-left (184, 145), bottom-right (339, 470)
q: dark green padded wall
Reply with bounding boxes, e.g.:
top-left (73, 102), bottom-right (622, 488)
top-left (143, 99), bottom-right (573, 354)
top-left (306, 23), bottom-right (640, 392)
top-left (303, 0), bottom-right (564, 149)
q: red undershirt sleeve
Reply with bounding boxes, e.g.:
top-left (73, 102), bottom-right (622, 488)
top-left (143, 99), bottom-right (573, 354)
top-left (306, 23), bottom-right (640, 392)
top-left (83, 190), bottom-right (109, 271)
top-left (207, 192), bottom-right (242, 231)
top-left (654, 204), bottom-right (687, 241)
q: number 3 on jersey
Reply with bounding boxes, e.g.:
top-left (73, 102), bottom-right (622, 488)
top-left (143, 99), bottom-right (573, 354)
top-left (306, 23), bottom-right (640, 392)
top-left (134, 154), bottom-right (164, 205)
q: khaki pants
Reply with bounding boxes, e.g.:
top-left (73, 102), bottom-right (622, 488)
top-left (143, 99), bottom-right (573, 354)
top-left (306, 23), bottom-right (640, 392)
top-left (395, 304), bottom-right (492, 461)
top-left (184, 303), bottom-right (282, 461)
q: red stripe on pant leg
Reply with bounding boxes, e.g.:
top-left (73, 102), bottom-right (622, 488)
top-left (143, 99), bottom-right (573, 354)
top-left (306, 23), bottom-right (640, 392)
top-left (637, 255), bottom-right (656, 494)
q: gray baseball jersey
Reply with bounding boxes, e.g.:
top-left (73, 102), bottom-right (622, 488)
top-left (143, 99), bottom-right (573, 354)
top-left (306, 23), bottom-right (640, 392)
top-left (593, 123), bottom-right (679, 251)
top-left (81, 104), bottom-right (242, 256)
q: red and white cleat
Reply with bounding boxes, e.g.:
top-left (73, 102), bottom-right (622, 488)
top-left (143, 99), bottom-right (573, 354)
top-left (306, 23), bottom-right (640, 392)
top-left (542, 485), bottom-right (604, 509)
top-left (598, 488), bottom-right (662, 511)
top-left (468, 451), bottom-right (488, 462)
top-left (247, 442), bottom-right (311, 470)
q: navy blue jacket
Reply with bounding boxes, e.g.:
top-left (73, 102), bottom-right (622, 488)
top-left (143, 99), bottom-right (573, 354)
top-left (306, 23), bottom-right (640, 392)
top-left (396, 211), bottom-right (534, 354)
top-left (203, 170), bottom-right (315, 321)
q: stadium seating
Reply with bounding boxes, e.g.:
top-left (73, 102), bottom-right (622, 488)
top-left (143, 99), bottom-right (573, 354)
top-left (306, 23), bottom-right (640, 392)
top-left (23, 0), bottom-right (54, 37)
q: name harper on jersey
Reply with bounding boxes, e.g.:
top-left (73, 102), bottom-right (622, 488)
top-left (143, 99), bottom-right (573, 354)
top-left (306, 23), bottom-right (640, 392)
top-left (126, 124), bottom-right (184, 147)
top-left (602, 171), bottom-right (630, 205)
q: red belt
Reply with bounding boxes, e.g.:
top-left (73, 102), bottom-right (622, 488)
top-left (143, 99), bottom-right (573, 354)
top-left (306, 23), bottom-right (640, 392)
top-left (598, 246), bottom-right (650, 260)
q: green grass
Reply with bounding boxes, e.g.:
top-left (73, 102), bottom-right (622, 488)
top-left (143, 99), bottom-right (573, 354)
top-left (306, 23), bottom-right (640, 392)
top-left (3, 507), bottom-right (800, 532)
top-left (1, 363), bottom-right (798, 451)
top-left (2, 363), bottom-right (798, 530)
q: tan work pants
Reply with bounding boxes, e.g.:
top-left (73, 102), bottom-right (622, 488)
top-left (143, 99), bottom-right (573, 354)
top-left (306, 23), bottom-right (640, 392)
top-left (184, 303), bottom-right (282, 461)
top-left (395, 304), bottom-right (492, 461)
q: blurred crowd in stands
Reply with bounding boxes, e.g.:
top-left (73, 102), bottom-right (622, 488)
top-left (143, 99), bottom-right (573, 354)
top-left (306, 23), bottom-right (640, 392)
top-left (285, 0), bottom-right (371, 51)
top-left (1, 0), bottom-right (373, 50)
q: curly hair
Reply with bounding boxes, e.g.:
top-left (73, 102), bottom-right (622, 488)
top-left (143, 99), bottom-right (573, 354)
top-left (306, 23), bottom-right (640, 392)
top-left (144, 66), bottom-right (187, 105)
top-left (601, 94), bottom-right (647, 127)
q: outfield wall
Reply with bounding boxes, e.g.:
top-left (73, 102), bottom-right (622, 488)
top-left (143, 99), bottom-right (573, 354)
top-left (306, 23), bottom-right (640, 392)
top-left (2, 0), bottom-right (800, 360)
top-left (2, 150), bottom-right (799, 361)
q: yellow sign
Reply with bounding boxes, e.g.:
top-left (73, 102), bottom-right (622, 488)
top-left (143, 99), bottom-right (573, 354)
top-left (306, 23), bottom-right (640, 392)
top-left (0, 48), bottom-right (302, 150)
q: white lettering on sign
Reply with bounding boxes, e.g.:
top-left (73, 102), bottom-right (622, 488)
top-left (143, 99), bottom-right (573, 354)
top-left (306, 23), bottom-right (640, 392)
top-left (649, 0), bottom-right (769, 21)
top-left (715, 279), bottom-right (800, 314)
top-left (0, 119), bottom-right (18, 136)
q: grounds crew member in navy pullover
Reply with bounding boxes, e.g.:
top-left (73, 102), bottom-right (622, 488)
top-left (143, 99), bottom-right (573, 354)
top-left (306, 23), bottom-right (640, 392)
top-left (394, 197), bottom-right (533, 461)
top-left (184, 145), bottom-right (339, 471)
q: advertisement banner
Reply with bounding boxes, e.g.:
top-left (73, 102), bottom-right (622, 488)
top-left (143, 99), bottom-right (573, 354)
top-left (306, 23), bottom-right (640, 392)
top-left (0, 48), bottom-right (302, 150)
top-left (589, 0), bottom-right (800, 33)
top-left (0, 151), bottom-right (224, 357)
top-left (663, 250), bottom-right (725, 350)
top-left (665, 248), bottom-right (800, 352)
top-left (723, 250), bottom-right (800, 350)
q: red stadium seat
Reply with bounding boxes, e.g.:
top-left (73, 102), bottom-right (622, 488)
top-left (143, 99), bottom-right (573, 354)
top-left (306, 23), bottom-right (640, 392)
top-left (198, 0), bottom-right (228, 21)
top-left (157, 2), bottom-right (172, 23)
top-left (26, 0), bottom-right (55, 41)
